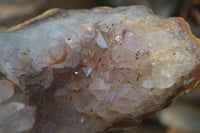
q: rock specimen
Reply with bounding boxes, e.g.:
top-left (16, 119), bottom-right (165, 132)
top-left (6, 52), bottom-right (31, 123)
top-left (0, 79), bottom-right (36, 133)
top-left (0, 6), bottom-right (200, 133)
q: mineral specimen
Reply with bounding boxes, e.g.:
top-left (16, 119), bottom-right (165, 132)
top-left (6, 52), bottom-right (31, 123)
top-left (0, 79), bottom-right (36, 133)
top-left (0, 6), bottom-right (200, 133)
top-left (0, 80), bottom-right (14, 102)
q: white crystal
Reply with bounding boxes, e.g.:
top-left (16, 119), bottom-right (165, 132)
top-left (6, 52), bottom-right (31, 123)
top-left (97, 32), bottom-right (108, 48)
top-left (82, 66), bottom-right (93, 77)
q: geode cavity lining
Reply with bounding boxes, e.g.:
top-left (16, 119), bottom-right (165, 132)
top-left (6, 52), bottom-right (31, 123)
top-left (0, 6), bottom-right (200, 133)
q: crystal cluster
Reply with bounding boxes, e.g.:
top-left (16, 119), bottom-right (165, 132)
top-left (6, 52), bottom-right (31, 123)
top-left (0, 6), bottom-right (200, 133)
top-left (0, 79), bottom-right (36, 133)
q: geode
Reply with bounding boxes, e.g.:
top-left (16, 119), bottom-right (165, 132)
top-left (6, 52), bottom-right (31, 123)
top-left (0, 6), bottom-right (200, 133)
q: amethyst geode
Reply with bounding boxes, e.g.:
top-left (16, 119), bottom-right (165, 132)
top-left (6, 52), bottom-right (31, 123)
top-left (0, 6), bottom-right (200, 133)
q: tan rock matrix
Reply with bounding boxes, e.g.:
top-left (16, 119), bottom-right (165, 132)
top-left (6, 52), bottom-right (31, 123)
top-left (0, 6), bottom-right (200, 133)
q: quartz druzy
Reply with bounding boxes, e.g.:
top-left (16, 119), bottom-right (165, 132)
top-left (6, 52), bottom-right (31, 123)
top-left (0, 6), bottom-right (200, 133)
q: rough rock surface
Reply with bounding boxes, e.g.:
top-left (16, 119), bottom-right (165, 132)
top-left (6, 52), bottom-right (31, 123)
top-left (0, 6), bottom-right (200, 133)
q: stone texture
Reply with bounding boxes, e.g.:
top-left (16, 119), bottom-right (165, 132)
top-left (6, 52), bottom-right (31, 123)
top-left (0, 79), bottom-right (36, 133)
top-left (0, 6), bottom-right (200, 133)
top-left (0, 102), bottom-right (36, 133)
top-left (0, 80), bottom-right (14, 103)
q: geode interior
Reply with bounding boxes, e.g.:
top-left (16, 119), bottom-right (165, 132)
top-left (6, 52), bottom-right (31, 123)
top-left (0, 6), bottom-right (200, 133)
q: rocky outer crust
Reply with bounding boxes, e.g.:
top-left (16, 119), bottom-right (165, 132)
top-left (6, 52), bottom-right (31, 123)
top-left (0, 6), bottom-right (200, 133)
